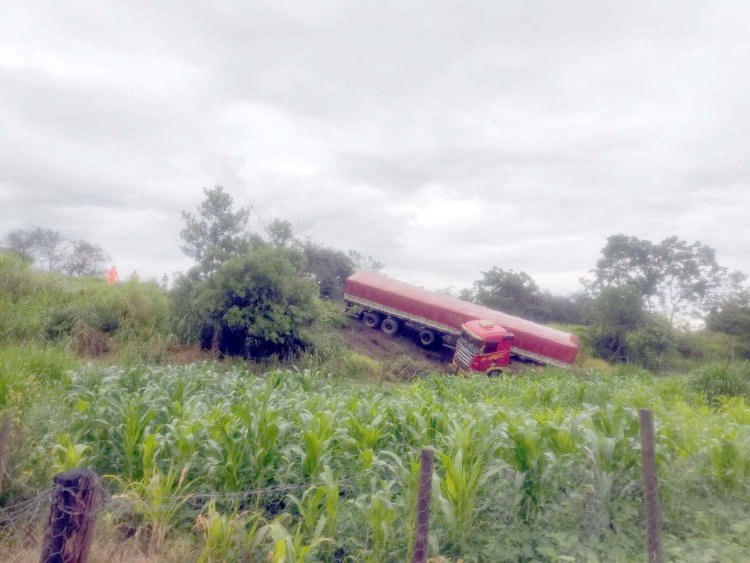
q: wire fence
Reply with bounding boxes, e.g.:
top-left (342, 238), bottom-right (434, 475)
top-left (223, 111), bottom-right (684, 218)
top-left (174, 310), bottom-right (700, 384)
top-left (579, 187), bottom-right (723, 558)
top-left (0, 400), bottom-right (750, 563)
top-left (0, 410), bottom-right (666, 563)
top-left (0, 466), bottom-right (387, 562)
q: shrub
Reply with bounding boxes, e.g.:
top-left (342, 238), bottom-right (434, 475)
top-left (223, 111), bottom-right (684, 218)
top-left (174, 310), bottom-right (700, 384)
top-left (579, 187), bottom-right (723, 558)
top-left (626, 318), bottom-right (673, 370)
top-left (190, 246), bottom-right (321, 359)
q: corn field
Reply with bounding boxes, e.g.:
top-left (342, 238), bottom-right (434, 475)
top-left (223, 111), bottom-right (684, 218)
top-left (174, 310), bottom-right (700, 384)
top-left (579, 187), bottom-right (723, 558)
top-left (2, 363), bottom-right (750, 561)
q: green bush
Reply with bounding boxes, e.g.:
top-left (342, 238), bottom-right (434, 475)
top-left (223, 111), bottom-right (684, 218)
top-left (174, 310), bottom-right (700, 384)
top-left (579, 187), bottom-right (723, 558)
top-left (188, 246), bottom-right (321, 359)
top-left (626, 318), bottom-right (673, 370)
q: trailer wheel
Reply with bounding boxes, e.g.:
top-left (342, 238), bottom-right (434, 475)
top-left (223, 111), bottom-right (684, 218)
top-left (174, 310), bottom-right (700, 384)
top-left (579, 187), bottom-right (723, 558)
top-left (487, 369), bottom-right (502, 377)
top-left (418, 329), bottom-right (436, 347)
top-left (380, 317), bottom-right (400, 336)
top-left (363, 312), bottom-right (381, 329)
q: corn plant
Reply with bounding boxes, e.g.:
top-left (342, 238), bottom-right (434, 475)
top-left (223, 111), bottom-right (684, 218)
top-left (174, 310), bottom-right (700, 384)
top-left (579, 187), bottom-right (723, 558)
top-left (195, 500), bottom-right (247, 562)
top-left (8, 360), bottom-right (750, 561)
top-left (266, 513), bottom-right (332, 563)
top-left (300, 410), bottom-right (336, 479)
top-left (286, 466), bottom-right (339, 542)
top-left (353, 483), bottom-right (399, 563)
top-left (52, 434), bottom-right (92, 472)
top-left (501, 417), bottom-right (546, 522)
top-left (123, 462), bottom-right (193, 553)
top-left (709, 425), bottom-right (750, 493)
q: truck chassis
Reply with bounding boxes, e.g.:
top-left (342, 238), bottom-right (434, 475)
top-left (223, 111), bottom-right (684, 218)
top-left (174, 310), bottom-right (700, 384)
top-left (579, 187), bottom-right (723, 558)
top-left (344, 295), bottom-right (460, 348)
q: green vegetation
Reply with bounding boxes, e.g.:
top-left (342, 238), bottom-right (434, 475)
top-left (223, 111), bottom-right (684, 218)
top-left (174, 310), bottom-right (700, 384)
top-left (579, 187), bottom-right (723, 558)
top-left (3, 207), bottom-right (750, 560)
top-left (0, 252), bottom-right (176, 362)
top-left (175, 245), bottom-right (321, 358)
top-left (2, 363), bottom-right (750, 560)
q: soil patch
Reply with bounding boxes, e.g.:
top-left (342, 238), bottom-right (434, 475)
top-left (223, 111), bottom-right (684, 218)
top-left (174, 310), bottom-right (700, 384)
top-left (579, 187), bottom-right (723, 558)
top-left (340, 318), bottom-right (454, 367)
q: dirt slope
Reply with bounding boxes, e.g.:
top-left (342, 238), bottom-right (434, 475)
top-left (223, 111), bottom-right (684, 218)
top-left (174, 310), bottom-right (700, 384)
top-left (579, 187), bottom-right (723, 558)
top-left (340, 318), bottom-right (454, 367)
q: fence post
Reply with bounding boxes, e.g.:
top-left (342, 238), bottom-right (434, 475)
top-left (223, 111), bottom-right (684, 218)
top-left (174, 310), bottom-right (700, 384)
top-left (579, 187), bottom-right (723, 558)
top-left (40, 468), bottom-right (101, 563)
top-left (0, 415), bottom-right (10, 496)
top-left (411, 447), bottom-right (435, 563)
top-left (639, 409), bottom-right (663, 563)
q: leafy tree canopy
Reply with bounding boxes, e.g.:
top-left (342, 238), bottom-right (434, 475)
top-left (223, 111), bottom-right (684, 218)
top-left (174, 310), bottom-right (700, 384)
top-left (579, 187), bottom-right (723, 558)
top-left (472, 267), bottom-right (584, 324)
top-left (180, 186), bottom-right (251, 276)
top-left (347, 250), bottom-right (384, 273)
top-left (586, 234), bottom-right (727, 324)
top-left (474, 268), bottom-right (546, 320)
top-left (300, 242), bottom-right (354, 301)
top-left (191, 246), bottom-right (320, 358)
top-left (263, 217), bottom-right (383, 301)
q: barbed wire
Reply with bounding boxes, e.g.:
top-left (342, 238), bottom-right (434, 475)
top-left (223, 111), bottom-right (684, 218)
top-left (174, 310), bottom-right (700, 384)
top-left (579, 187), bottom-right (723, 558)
top-left (0, 455), bottom-right (737, 562)
top-left (0, 487), bottom-right (53, 520)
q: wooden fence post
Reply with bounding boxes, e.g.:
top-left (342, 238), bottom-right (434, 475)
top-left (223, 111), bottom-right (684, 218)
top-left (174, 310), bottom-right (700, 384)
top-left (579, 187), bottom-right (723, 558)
top-left (0, 415), bottom-right (10, 496)
top-left (411, 447), bottom-right (435, 563)
top-left (639, 409), bottom-right (663, 563)
top-left (40, 468), bottom-right (101, 563)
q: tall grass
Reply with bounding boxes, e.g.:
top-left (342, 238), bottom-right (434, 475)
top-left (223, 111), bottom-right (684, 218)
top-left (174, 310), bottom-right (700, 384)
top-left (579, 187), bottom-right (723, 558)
top-left (0, 253), bottom-right (177, 360)
top-left (0, 344), bottom-right (77, 409)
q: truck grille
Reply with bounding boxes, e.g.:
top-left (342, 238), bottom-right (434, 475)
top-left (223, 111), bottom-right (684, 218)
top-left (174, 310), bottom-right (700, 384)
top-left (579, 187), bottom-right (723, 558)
top-left (455, 342), bottom-right (473, 368)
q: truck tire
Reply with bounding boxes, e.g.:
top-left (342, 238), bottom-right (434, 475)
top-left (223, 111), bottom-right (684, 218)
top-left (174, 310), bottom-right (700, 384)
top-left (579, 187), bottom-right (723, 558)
top-left (487, 369), bottom-right (502, 377)
top-left (363, 312), bottom-right (381, 329)
top-left (380, 317), bottom-right (400, 336)
top-left (418, 329), bottom-right (436, 347)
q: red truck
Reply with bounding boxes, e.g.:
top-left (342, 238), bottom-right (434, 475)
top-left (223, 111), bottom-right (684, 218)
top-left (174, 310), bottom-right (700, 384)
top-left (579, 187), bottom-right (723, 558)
top-left (344, 271), bottom-right (579, 375)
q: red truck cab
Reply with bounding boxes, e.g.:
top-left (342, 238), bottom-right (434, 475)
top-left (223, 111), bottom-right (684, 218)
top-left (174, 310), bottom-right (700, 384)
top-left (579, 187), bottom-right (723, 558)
top-left (453, 319), bottom-right (515, 376)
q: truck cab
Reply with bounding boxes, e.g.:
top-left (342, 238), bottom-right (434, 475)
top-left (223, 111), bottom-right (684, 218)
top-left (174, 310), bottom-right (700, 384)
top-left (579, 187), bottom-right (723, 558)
top-left (453, 320), bottom-right (514, 376)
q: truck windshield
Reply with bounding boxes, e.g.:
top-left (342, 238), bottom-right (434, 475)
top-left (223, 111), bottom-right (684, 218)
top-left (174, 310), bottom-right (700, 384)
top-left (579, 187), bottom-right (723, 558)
top-left (457, 332), bottom-right (482, 355)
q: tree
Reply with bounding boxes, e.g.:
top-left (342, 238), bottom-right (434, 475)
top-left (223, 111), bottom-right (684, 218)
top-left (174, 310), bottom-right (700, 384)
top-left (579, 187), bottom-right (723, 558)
top-left (626, 318), bottom-right (674, 371)
top-left (585, 235), bottom-right (659, 297)
top-left (179, 186), bottom-right (251, 276)
top-left (62, 240), bottom-right (110, 277)
top-left (653, 236), bottom-right (727, 324)
top-left (263, 218), bottom-right (382, 301)
top-left (587, 285), bottom-right (645, 362)
top-left (706, 271), bottom-right (750, 348)
top-left (545, 291), bottom-right (588, 325)
top-left (470, 267), bottom-right (585, 323)
top-left (4, 229), bottom-right (35, 262)
top-left (27, 228), bottom-right (68, 272)
top-left (4, 227), bottom-right (108, 276)
top-left (300, 242), bottom-right (355, 301)
top-left (265, 218), bottom-right (296, 248)
top-left (586, 234), bottom-right (727, 324)
top-left (474, 268), bottom-right (547, 320)
top-left (192, 246), bottom-right (319, 358)
top-left (347, 250), bottom-right (384, 272)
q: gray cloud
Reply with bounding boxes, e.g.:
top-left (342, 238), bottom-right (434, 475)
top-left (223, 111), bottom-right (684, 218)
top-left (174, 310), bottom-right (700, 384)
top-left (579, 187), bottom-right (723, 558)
top-left (2, 1), bottom-right (749, 293)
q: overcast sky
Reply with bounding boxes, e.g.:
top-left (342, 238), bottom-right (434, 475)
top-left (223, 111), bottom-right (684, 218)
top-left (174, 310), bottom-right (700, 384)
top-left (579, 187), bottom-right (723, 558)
top-left (2, 1), bottom-right (749, 293)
